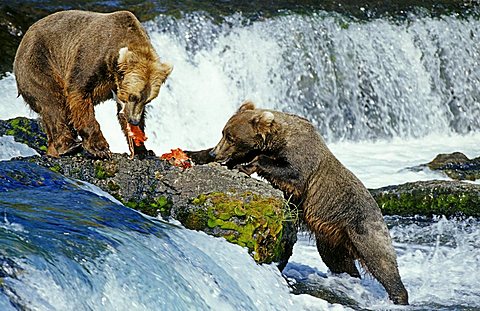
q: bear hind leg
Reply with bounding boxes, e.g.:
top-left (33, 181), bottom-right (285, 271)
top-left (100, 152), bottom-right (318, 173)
top-left (16, 64), bottom-right (80, 157)
top-left (315, 233), bottom-right (360, 278)
top-left (349, 227), bottom-right (409, 305)
top-left (39, 100), bottom-right (81, 157)
top-left (20, 90), bottom-right (80, 157)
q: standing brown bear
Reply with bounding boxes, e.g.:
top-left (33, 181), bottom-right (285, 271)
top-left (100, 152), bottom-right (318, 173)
top-left (14, 10), bottom-right (172, 158)
top-left (204, 101), bottom-right (409, 305)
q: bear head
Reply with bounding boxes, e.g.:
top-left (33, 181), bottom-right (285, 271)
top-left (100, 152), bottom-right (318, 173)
top-left (115, 46), bottom-right (173, 125)
top-left (210, 101), bottom-right (276, 164)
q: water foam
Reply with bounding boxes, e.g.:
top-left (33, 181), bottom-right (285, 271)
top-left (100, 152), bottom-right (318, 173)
top-left (0, 136), bottom-right (38, 161)
top-left (1, 13), bottom-right (480, 154)
top-left (131, 12), bottom-right (480, 154)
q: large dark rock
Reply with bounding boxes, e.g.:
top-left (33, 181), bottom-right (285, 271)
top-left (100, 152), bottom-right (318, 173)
top-left (0, 117), bottom-right (296, 267)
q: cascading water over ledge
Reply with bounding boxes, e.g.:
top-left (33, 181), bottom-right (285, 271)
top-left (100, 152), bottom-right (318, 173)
top-left (139, 12), bottom-right (480, 151)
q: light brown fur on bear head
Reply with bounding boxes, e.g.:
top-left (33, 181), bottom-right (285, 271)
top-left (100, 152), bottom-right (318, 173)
top-left (115, 46), bottom-right (173, 125)
top-left (211, 101), bottom-right (277, 163)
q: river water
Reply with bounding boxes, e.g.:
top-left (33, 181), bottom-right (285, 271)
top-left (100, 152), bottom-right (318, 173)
top-left (0, 7), bottom-right (479, 311)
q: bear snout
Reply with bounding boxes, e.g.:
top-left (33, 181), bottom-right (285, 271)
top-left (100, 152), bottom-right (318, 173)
top-left (211, 138), bottom-right (233, 162)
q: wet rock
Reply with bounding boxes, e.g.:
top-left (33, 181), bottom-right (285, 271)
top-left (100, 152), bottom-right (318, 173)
top-left (370, 180), bottom-right (480, 218)
top-left (0, 117), bottom-right (48, 154)
top-left (289, 280), bottom-right (363, 310)
top-left (1, 117), bottom-right (296, 266)
top-left (424, 152), bottom-right (480, 181)
top-left (427, 152), bottom-right (470, 169)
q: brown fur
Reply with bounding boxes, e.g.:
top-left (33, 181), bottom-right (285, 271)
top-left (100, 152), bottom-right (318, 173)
top-left (208, 101), bottom-right (409, 305)
top-left (13, 10), bottom-right (172, 158)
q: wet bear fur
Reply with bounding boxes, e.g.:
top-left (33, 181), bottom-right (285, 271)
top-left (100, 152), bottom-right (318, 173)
top-left (14, 10), bottom-right (172, 158)
top-left (199, 101), bottom-right (409, 305)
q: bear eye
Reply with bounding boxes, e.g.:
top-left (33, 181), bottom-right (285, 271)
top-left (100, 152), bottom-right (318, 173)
top-left (226, 134), bottom-right (234, 142)
top-left (129, 94), bottom-right (139, 103)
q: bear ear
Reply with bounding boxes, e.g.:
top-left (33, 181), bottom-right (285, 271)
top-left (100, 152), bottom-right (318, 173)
top-left (237, 100), bottom-right (256, 112)
top-left (118, 47), bottom-right (131, 65)
top-left (251, 111), bottom-right (275, 140)
top-left (160, 62), bottom-right (173, 79)
top-left (258, 111), bottom-right (275, 126)
top-left (152, 61), bottom-right (173, 85)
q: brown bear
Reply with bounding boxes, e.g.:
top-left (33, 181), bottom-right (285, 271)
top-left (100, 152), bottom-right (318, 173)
top-left (13, 10), bottom-right (172, 158)
top-left (196, 101), bottom-right (409, 305)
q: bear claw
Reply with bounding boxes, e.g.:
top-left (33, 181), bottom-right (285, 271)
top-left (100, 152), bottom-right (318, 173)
top-left (58, 142), bottom-right (83, 156)
top-left (85, 149), bottom-right (112, 159)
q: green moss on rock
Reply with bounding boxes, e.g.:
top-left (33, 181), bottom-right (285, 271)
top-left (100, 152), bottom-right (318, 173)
top-left (189, 191), bottom-right (287, 264)
top-left (0, 117), bottom-right (48, 153)
top-left (94, 160), bottom-right (117, 180)
top-left (373, 182), bottom-right (480, 218)
top-left (107, 180), bottom-right (120, 192)
top-left (49, 163), bottom-right (63, 174)
top-left (124, 196), bottom-right (173, 218)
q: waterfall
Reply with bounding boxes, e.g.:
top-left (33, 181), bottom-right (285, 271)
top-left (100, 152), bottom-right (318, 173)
top-left (1, 11), bottom-right (479, 152)
top-left (1, 9), bottom-right (480, 310)
top-left (0, 161), bottom-right (322, 311)
top-left (118, 12), bottom-right (480, 154)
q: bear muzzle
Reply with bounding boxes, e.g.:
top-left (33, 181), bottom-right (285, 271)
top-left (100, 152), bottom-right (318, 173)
top-left (112, 91), bottom-right (144, 125)
top-left (211, 139), bottom-right (232, 163)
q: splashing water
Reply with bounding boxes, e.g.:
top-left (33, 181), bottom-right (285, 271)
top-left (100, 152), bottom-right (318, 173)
top-left (135, 12), bottom-right (480, 154)
top-left (1, 13), bottom-right (480, 153)
top-left (0, 9), bottom-right (480, 310)
top-left (0, 161), bottom-right (343, 311)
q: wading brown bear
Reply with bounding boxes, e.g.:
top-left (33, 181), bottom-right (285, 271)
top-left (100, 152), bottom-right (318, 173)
top-left (14, 10), bottom-right (172, 158)
top-left (199, 101), bottom-right (409, 305)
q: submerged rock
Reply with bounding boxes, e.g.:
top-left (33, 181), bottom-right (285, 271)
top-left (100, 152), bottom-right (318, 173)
top-left (0, 117), bottom-right (48, 154)
top-left (289, 280), bottom-right (363, 310)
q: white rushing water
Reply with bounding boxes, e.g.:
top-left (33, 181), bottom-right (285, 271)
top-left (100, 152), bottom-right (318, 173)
top-left (1, 11), bottom-right (480, 310)
top-left (140, 12), bottom-right (480, 150)
top-left (1, 13), bottom-right (480, 153)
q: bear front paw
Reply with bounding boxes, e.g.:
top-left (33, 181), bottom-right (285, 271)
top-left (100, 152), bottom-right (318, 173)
top-left (234, 163), bottom-right (257, 176)
top-left (83, 139), bottom-right (112, 159)
top-left (131, 144), bottom-right (155, 159)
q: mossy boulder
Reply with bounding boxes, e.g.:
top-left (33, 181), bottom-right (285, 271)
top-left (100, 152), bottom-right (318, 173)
top-left (370, 180), bottom-right (480, 218)
top-left (176, 191), bottom-right (296, 265)
top-left (166, 164), bottom-right (297, 268)
top-left (17, 153), bottom-right (297, 265)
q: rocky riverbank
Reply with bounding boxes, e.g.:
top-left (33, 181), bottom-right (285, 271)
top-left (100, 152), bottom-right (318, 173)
top-left (370, 180), bottom-right (480, 218)
top-left (1, 116), bottom-right (480, 268)
top-left (1, 117), bottom-right (297, 267)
